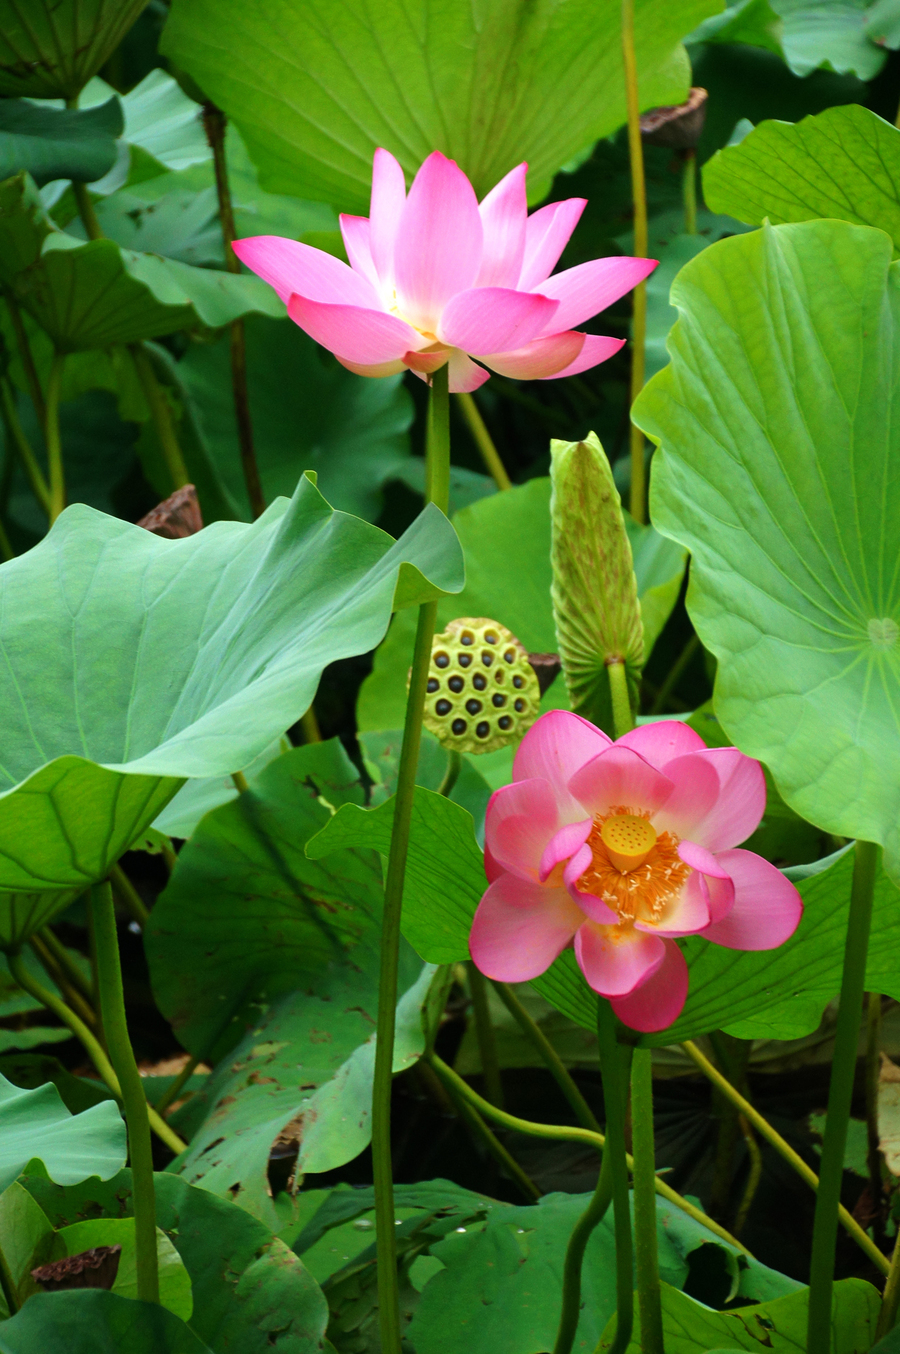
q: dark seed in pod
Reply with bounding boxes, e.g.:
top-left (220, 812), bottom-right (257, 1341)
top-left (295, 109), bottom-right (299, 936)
top-left (504, 649), bottom-right (515, 663)
top-left (513, 675), bottom-right (524, 688)
top-left (459, 653), bottom-right (472, 668)
top-left (495, 669), bottom-right (505, 684)
top-left (452, 718), bottom-right (467, 735)
top-left (485, 631), bottom-right (498, 644)
top-left (481, 652), bottom-right (493, 666)
top-left (492, 693), bottom-right (506, 707)
top-left (498, 715), bottom-right (512, 730)
top-left (473, 672), bottom-right (487, 691)
top-left (465, 698), bottom-right (482, 715)
top-left (461, 632), bottom-right (474, 645)
top-left (476, 721), bottom-right (490, 738)
top-left (436, 699), bottom-right (452, 716)
top-left (514, 698), bottom-right (525, 712)
top-left (427, 678), bottom-right (439, 693)
top-left (448, 675), bottom-right (464, 693)
top-left (435, 652), bottom-right (450, 668)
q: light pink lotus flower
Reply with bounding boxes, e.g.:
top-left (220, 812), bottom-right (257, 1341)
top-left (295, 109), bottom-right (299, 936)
top-left (232, 150), bottom-right (657, 393)
top-left (470, 712), bottom-right (803, 1033)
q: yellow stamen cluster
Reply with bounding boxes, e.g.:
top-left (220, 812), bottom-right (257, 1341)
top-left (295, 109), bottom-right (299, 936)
top-left (578, 806), bottom-right (691, 924)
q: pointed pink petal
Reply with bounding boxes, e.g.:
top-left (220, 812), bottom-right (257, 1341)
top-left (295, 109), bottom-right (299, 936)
top-left (538, 334), bottom-right (625, 380)
top-left (539, 819), bottom-right (592, 882)
top-left (678, 840), bottom-right (730, 878)
top-left (681, 749), bottom-right (767, 851)
top-left (568, 744), bottom-right (675, 819)
top-left (536, 256), bottom-right (658, 334)
top-left (706, 872), bottom-right (735, 924)
top-left (618, 721), bottom-right (707, 769)
top-left (404, 346), bottom-right (451, 374)
top-left (565, 869), bottom-right (620, 925)
top-left (339, 214), bottom-right (379, 290)
top-left (514, 711), bottom-right (612, 820)
top-left (481, 330), bottom-right (585, 380)
top-left (699, 850), bottom-right (803, 951)
top-left (439, 288), bottom-right (558, 355)
top-left (335, 356), bottom-right (406, 378)
top-left (470, 875), bottom-right (583, 982)
top-left (519, 198), bottom-right (586, 290)
top-left (651, 752), bottom-right (721, 841)
top-left (370, 148), bottom-right (406, 285)
top-left (484, 778), bottom-right (562, 881)
top-left (447, 350), bottom-right (490, 392)
top-left (611, 939), bottom-right (689, 1033)
top-left (287, 295), bottom-right (422, 364)
top-left (233, 235), bottom-right (379, 308)
top-left (393, 151), bottom-right (483, 332)
top-left (476, 163), bottom-right (528, 288)
top-left (574, 922), bottom-right (665, 997)
top-left (641, 870), bottom-right (716, 937)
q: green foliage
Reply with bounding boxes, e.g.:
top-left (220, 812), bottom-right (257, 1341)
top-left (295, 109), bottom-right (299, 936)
top-left (0, 1182), bottom-right (54, 1314)
top-left (0, 98), bottom-right (123, 188)
top-left (161, 0), bottom-right (719, 211)
top-left (0, 1073), bottom-right (125, 1191)
top-left (0, 0), bottom-right (152, 99)
top-left (704, 103), bottom-right (900, 249)
top-left (0, 1290), bottom-right (213, 1353)
top-left (51, 1218), bottom-right (193, 1319)
top-left (636, 219), bottom-right (900, 876)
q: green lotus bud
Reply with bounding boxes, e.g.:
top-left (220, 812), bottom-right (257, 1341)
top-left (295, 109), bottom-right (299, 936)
top-left (420, 618), bottom-right (541, 754)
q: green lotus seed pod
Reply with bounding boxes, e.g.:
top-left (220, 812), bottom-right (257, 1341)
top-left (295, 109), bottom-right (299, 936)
top-left (420, 617), bottom-right (541, 754)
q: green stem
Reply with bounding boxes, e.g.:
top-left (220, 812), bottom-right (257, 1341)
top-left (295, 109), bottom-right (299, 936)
top-left (129, 344), bottom-right (191, 491)
top-left (631, 1048), bottom-right (662, 1354)
top-left (436, 1061), bottom-right (539, 1201)
top-left (0, 378), bottom-right (51, 515)
top-left (45, 353), bottom-right (66, 524)
top-left (650, 633), bottom-right (700, 715)
top-left (808, 840), bottom-right (881, 1352)
top-left (90, 881), bottom-right (159, 1304)
top-left (299, 705), bottom-right (322, 743)
top-left (597, 999), bottom-right (633, 1354)
top-left (455, 391), bottom-right (512, 491)
top-left (491, 980), bottom-right (601, 1132)
top-left (879, 1246), bottom-right (900, 1343)
top-left (733, 1113), bottom-right (762, 1236)
top-left (110, 862), bottom-right (150, 930)
top-left (682, 149), bottom-right (697, 235)
top-left (203, 103), bottom-right (266, 520)
top-left (467, 961), bottom-right (504, 1108)
top-left (607, 659), bottom-right (635, 738)
top-left (436, 748), bottom-right (462, 798)
top-left (681, 1037), bottom-right (887, 1275)
top-left (866, 992), bottom-right (884, 1248)
top-left (429, 1050), bottom-right (749, 1253)
top-left (72, 182), bottom-right (103, 241)
top-left (154, 1053), bottom-right (201, 1118)
top-left (553, 1138), bottom-right (613, 1354)
top-left (621, 0), bottom-right (648, 526)
top-left (29, 933), bottom-right (97, 1030)
top-left (9, 948), bottom-right (118, 1091)
top-left (373, 362), bottom-right (450, 1354)
top-left (0, 517), bottom-right (12, 562)
top-left (3, 291), bottom-right (45, 425)
top-left (36, 928), bottom-right (93, 1004)
top-left (231, 770), bottom-right (250, 794)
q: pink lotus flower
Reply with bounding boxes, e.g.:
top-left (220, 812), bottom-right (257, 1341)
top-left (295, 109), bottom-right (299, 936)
top-left (232, 151), bottom-right (656, 393)
top-left (470, 712), bottom-right (803, 1033)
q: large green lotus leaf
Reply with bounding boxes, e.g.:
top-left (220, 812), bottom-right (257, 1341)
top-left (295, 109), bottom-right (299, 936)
top-left (703, 104), bottom-right (900, 252)
top-left (25, 1171), bottom-right (329, 1354)
top-left (691, 0), bottom-right (890, 80)
top-left (0, 174), bottom-right (283, 351)
top-left (358, 478), bottom-right (684, 732)
top-left (309, 789), bottom-right (900, 1045)
top-left (0, 1073), bottom-right (125, 1191)
top-left (53, 1219), bottom-right (193, 1321)
top-left (0, 1290), bottom-right (213, 1354)
top-left (0, 479), bottom-right (462, 936)
top-left (0, 97), bottom-right (122, 188)
top-left (607, 1278), bottom-right (880, 1353)
top-left (173, 964), bottom-right (435, 1224)
top-left (0, 0), bottom-right (151, 99)
top-left (635, 219), bottom-right (900, 875)
top-left (179, 315), bottom-right (413, 521)
top-left (160, 0), bottom-right (719, 212)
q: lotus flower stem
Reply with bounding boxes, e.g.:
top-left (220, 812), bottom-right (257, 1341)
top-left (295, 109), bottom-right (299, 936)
top-left (90, 880), bottom-right (159, 1302)
top-left (597, 999), bottom-right (633, 1354)
top-left (129, 345), bottom-right (191, 492)
top-left (373, 363), bottom-right (451, 1354)
top-left (631, 1048), bottom-right (663, 1354)
top-left (428, 1050), bottom-right (750, 1253)
top-left (299, 706), bottom-right (322, 743)
top-left (682, 150), bottom-right (698, 235)
top-left (455, 392), bottom-right (512, 490)
top-left (866, 992), bottom-right (885, 1248)
top-left (29, 933), bottom-right (98, 1030)
top-left (436, 748), bottom-right (462, 797)
top-left (621, 0), bottom-right (649, 525)
top-left (681, 1036), bottom-right (888, 1275)
top-left (110, 862), bottom-right (150, 929)
top-left (491, 980), bottom-right (601, 1132)
top-left (2, 290), bottom-right (45, 425)
top-left (808, 839), bottom-right (881, 1351)
top-left (466, 962), bottom-right (504, 1108)
top-left (231, 771), bottom-right (250, 794)
top-left (45, 353), bottom-right (66, 524)
top-left (433, 1058), bottom-right (539, 1202)
top-left (71, 182), bottom-right (103, 242)
top-left (0, 519), bottom-right (11, 563)
top-left (733, 1113), bottom-right (762, 1236)
top-left (0, 378), bottom-right (50, 516)
top-left (203, 103), bottom-right (266, 521)
top-left (154, 1053), bottom-right (202, 1118)
top-left (650, 632), bottom-right (700, 714)
top-left (553, 1134), bottom-right (613, 1354)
